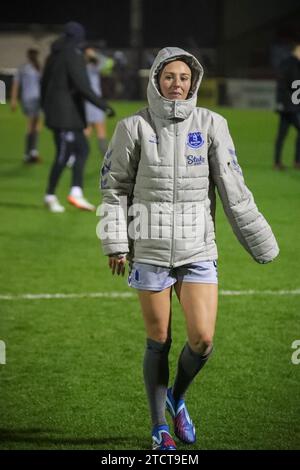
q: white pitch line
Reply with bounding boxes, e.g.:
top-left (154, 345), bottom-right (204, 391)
top-left (0, 292), bottom-right (135, 300)
top-left (0, 289), bottom-right (299, 300)
top-left (221, 289), bottom-right (300, 296)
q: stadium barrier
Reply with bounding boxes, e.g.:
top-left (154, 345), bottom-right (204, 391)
top-left (138, 69), bottom-right (276, 109)
top-left (0, 65), bottom-right (276, 110)
top-left (225, 79), bottom-right (276, 109)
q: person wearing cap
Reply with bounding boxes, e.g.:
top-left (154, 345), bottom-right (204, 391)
top-left (99, 47), bottom-right (279, 450)
top-left (41, 22), bottom-right (115, 212)
top-left (10, 48), bottom-right (42, 163)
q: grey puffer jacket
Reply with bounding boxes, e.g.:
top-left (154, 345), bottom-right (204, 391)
top-left (99, 47), bottom-right (279, 267)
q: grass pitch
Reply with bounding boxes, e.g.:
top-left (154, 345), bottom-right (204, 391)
top-left (0, 101), bottom-right (300, 450)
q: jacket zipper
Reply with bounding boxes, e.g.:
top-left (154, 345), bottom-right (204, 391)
top-left (170, 120), bottom-right (177, 267)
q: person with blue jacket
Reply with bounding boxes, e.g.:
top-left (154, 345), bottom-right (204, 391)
top-left (99, 47), bottom-right (279, 450)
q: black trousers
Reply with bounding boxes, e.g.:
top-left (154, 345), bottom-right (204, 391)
top-left (46, 130), bottom-right (89, 195)
top-left (274, 112), bottom-right (300, 165)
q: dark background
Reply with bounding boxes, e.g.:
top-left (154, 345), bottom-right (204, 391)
top-left (1, 0), bottom-right (300, 79)
top-left (1, 0), bottom-right (299, 47)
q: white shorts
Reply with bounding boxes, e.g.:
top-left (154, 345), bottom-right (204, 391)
top-left (128, 261), bottom-right (218, 291)
top-left (85, 102), bottom-right (105, 124)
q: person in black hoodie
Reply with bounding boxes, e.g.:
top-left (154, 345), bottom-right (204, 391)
top-left (274, 40), bottom-right (300, 170)
top-left (41, 21), bottom-right (115, 212)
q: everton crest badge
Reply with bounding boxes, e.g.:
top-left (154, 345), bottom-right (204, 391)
top-left (187, 132), bottom-right (204, 149)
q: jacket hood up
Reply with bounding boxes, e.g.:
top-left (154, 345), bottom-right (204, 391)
top-left (147, 47), bottom-right (204, 120)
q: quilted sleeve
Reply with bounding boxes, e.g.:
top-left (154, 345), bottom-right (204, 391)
top-left (98, 120), bottom-right (140, 256)
top-left (208, 118), bottom-right (279, 264)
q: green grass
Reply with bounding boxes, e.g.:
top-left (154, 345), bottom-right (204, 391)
top-left (0, 102), bottom-right (300, 450)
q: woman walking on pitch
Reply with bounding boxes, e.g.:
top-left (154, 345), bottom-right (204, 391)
top-left (99, 47), bottom-right (279, 450)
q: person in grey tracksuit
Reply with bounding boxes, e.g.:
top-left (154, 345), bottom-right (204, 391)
top-left (99, 47), bottom-right (279, 450)
top-left (84, 47), bottom-right (108, 157)
top-left (10, 48), bottom-right (42, 163)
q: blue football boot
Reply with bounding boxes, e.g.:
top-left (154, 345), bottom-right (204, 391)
top-left (152, 424), bottom-right (176, 450)
top-left (166, 387), bottom-right (196, 444)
